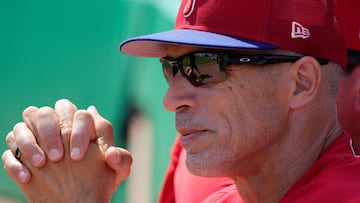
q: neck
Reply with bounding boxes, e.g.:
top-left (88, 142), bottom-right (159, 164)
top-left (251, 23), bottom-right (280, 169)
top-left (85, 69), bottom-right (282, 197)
top-left (232, 116), bottom-right (342, 203)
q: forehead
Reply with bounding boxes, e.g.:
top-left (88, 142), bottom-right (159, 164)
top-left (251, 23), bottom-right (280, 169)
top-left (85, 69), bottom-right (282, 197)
top-left (165, 45), bottom-right (298, 58)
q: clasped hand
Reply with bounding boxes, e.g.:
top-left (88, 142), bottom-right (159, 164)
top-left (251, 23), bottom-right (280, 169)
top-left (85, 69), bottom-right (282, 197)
top-left (2, 99), bottom-right (132, 203)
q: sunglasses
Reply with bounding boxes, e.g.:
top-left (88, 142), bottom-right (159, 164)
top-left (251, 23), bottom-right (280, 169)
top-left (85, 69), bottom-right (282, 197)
top-left (160, 52), bottom-right (329, 87)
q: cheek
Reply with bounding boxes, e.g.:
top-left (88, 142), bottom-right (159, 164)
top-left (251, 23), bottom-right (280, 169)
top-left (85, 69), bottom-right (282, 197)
top-left (189, 79), bottom-right (289, 176)
top-left (337, 77), bottom-right (349, 99)
top-left (212, 85), bottom-right (262, 149)
top-left (337, 78), bottom-right (355, 129)
top-left (337, 79), bottom-right (353, 112)
top-left (220, 78), bottom-right (289, 147)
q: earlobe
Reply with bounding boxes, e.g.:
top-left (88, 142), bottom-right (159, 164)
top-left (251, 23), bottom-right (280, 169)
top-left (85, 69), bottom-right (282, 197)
top-left (288, 57), bottom-right (321, 109)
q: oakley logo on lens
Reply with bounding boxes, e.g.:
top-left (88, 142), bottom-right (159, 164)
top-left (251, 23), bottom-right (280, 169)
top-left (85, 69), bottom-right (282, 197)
top-left (239, 58), bottom-right (251, 62)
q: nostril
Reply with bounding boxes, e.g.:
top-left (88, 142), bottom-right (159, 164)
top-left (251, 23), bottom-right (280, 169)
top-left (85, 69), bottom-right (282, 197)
top-left (175, 105), bottom-right (190, 113)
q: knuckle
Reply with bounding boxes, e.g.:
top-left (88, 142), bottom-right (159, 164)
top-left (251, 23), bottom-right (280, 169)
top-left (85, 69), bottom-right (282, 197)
top-left (2, 151), bottom-right (18, 171)
top-left (74, 110), bottom-right (93, 121)
top-left (13, 122), bottom-right (26, 131)
top-left (22, 106), bottom-right (38, 118)
top-left (1, 150), bottom-right (10, 163)
top-left (59, 117), bottom-right (73, 136)
top-left (38, 106), bottom-right (55, 117)
top-left (55, 98), bottom-right (71, 106)
top-left (98, 119), bottom-right (114, 133)
top-left (5, 131), bottom-right (14, 144)
top-left (55, 99), bottom-right (77, 110)
top-left (60, 126), bottom-right (72, 137)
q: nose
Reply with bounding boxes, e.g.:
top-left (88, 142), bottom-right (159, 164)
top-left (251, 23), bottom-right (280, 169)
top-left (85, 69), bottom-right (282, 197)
top-left (162, 72), bottom-right (198, 113)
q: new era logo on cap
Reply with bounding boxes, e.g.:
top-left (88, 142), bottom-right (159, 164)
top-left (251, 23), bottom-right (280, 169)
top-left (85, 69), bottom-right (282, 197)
top-left (183, 0), bottom-right (196, 18)
top-left (291, 21), bottom-right (310, 39)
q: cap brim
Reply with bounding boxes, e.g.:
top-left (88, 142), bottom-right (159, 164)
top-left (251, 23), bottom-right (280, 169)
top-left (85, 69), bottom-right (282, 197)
top-left (119, 29), bottom-right (277, 57)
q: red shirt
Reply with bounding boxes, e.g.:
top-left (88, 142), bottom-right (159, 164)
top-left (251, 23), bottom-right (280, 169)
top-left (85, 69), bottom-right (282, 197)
top-left (159, 133), bottom-right (360, 203)
top-left (280, 133), bottom-right (360, 202)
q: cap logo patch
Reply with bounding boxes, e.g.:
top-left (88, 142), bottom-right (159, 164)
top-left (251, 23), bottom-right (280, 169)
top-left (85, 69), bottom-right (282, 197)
top-left (183, 0), bottom-right (196, 18)
top-left (291, 21), bottom-right (310, 39)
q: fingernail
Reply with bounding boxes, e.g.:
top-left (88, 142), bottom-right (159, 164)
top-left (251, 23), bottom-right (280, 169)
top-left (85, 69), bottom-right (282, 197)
top-left (48, 149), bottom-right (61, 161)
top-left (71, 148), bottom-right (81, 160)
top-left (18, 171), bottom-right (27, 183)
top-left (32, 154), bottom-right (44, 166)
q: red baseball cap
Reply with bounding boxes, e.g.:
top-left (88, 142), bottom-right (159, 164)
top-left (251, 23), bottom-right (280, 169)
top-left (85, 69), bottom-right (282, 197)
top-left (335, 0), bottom-right (360, 51)
top-left (120, 0), bottom-right (346, 67)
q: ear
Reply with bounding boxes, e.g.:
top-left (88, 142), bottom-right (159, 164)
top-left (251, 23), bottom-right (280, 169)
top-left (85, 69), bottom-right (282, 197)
top-left (288, 56), bottom-right (321, 109)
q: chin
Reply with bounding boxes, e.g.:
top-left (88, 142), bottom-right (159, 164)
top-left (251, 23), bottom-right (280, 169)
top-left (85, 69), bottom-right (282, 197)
top-left (186, 159), bottom-right (226, 177)
top-left (188, 168), bottom-right (217, 177)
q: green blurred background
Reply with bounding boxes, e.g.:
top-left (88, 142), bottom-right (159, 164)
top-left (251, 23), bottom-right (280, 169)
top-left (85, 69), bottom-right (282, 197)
top-left (0, 0), bottom-right (179, 202)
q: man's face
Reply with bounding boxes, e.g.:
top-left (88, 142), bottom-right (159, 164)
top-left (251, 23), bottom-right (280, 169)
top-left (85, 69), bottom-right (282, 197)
top-left (337, 65), bottom-right (360, 135)
top-left (162, 45), bottom-right (293, 177)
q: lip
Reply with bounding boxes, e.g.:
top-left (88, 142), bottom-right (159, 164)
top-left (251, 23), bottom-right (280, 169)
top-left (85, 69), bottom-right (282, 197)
top-left (176, 125), bottom-right (207, 136)
top-left (177, 127), bottom-right (208, 149)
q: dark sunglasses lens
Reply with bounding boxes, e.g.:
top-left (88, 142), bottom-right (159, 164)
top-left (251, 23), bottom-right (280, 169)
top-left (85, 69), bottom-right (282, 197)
top-left (161, 53), bottom-right (227, 86)
top-left (161, 59), bottom-right (178, 81)
top-left (182, 54), bottom-right (227, 86)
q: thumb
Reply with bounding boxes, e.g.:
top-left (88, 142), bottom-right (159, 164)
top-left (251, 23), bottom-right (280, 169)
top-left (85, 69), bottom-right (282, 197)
top-left (105, 146), bottom-right (133, 190)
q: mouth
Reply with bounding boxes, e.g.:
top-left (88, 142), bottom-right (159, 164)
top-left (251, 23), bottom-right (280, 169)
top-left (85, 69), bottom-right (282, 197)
top-left (177, 127), bottom-right (206, 137)
top-left (175, 115), bottom-right (211, 150)
top-left (177, 127), bottom-right (208, 149)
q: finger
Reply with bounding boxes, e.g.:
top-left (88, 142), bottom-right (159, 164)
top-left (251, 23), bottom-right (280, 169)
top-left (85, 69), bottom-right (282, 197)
top-left (105, 147), bottom-right (132, 189)
top-left (6, 131), bottom-right (17, 153)
top-left (6, 131), bottom-right (26, 163)
top-left (87, 106), bottom-right (114, 152)
top-left (23, 106), bottom-right (64, 163)
top-left (2, 150), bottom-right (31, 183)
top-left (36, 107), bottom-right (63, 162)
top-left (22, 106), bottom-right (40, 136)
top-left (70, 110), bottom-right (95, 161)
top-left (13, 123), bottom-right (46, 167)
top-left (22, 106), bottom-right (48, 165)
top-left (54, 99), bottom-right (78, 147)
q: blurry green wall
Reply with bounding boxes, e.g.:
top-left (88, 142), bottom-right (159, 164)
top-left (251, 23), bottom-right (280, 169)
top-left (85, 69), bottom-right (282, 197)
top-left (0, 0), bottom-right (178, 202)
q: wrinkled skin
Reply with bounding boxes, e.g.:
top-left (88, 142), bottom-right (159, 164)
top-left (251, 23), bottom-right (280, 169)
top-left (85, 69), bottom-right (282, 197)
top-left (2, 99), bottom-right (132, 203)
